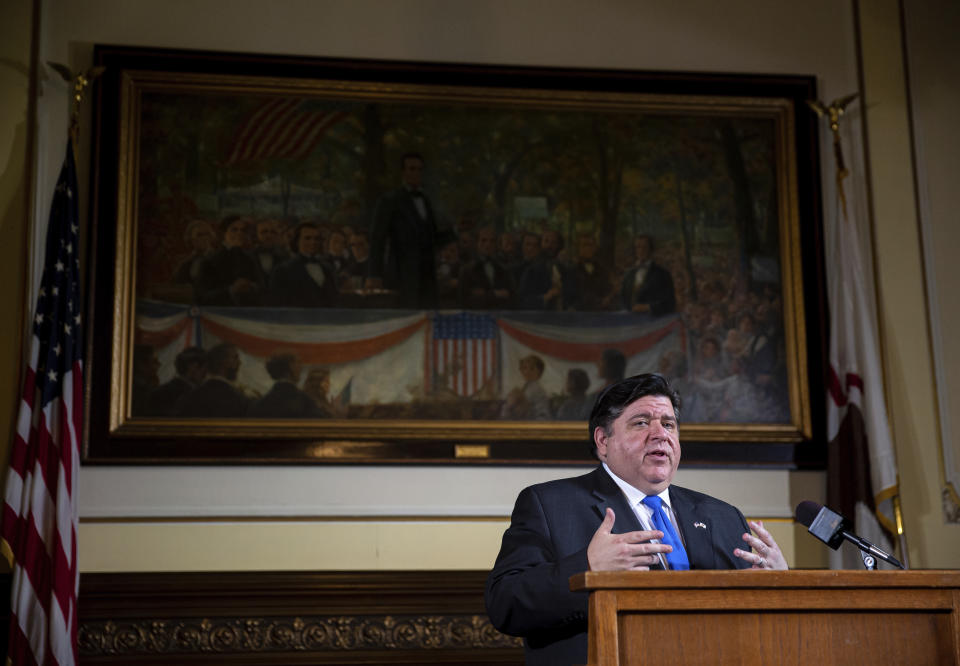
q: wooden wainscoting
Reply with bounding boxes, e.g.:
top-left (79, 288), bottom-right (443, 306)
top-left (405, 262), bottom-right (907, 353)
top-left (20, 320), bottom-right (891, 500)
top-left (78, 570), bottom-right (523, 665)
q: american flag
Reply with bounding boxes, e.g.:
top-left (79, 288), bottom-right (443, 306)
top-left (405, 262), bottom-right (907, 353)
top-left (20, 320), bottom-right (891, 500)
top-left (222, 98), bottom-right (348, 166)
top-left (1, 142), bottom-right (82, 665)
top-left (431, 313), bottom-right (498, 398)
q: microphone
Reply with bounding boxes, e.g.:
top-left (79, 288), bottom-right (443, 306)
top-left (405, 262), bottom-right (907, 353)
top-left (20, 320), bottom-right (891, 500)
top-left (795, 501), bottom-right (905, 569)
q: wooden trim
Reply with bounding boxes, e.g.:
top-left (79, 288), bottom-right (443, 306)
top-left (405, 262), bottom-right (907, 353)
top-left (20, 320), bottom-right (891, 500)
top-left (79, 570), bottom-right (523, 665)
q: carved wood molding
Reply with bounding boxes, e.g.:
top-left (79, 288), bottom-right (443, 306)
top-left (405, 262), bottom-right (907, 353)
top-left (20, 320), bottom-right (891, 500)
top-left (79, 570), bottom-right (523, 664)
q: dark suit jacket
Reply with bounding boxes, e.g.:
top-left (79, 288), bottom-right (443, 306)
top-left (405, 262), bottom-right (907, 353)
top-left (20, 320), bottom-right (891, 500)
top-left (485, 466), bottom-right (751, 666)
top-left (149, 376), bottom-right (194, 417)
top-left (249, 380), bottom-right (321, 418)
top-left (174, 377), bottom-right (250, 418)
top-left (369, 188), bottom-right (453, 308)
top-left (458, 257), bottom-right (516, 309)
top-left (195, 246), bottom-right (265, 306)
top-left (269, 255), bottom-right (339, 308)
top-left (517, 258), bottom-right (573, 310)
top-left (620, 261), bottom-right (676, 315)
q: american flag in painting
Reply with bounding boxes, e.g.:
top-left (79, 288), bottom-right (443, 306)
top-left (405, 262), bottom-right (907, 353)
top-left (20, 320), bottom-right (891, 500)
top-left (431, 313), bottom-right (498, 398)
top-left (223, 98), bottom-right (347, 166)
top-left (1, 142), bottom-right (82, 666)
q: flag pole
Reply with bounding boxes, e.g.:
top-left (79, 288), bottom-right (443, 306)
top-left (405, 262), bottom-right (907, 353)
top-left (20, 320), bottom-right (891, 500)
top-left (46, 62), bottom-right (103, 149)
top-left (809, 93), bottom-right (910, 569)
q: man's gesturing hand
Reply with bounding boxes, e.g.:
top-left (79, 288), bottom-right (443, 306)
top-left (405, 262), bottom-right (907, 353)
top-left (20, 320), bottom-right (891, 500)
top-left (734, 519), bottom-right (788, 570)
top-left (587, 508), bottom-right (672, 571)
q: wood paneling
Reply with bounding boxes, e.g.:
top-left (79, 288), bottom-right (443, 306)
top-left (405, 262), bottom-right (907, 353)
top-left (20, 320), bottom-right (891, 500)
top-left (78, 570), bottom-right (523, 665)
top-left (572, 569), bottom-right (960, 666)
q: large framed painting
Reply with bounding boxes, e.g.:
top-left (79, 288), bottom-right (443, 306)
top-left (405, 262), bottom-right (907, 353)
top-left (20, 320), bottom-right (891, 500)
top-left (83, 45), bottom-right (827, 465)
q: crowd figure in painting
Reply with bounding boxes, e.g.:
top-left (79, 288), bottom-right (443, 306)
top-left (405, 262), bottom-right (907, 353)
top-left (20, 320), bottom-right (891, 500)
top-left (132, 343), bottom-right (347, 419)
top-left (139, 152), bottom-right (787, 421)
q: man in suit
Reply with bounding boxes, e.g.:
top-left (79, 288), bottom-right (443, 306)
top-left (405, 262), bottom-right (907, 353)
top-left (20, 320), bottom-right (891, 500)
top-left (485, 373), bottom-right (787, 665)
top-left (366, 152), bottom-right (453, 308)
top-left (149, 346), bottom-right (207, 416)
top-left (458, 225), bottom-right (516, 309)
top-left (194, 216), bottom-right (265, 306)
top-left (174, 343), bottom-right (251, 418)
top-left (620, 234), bottom-right (676, 316)
top-left (269, 223), bottom-right (339, 308)
top-left (517, 229), bottom-right (573, 310)
top-left (249, 353), bottom-right (321, 418)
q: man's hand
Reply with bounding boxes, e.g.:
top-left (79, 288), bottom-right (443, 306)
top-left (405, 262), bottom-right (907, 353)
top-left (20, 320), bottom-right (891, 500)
top-left (734, 520), bottom-right (788, 570)
top-left (587, 508), bottom-right (672, 571)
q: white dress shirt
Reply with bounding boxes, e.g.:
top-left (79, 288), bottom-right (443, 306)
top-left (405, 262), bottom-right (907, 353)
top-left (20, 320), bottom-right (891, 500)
top-left (601, 461), bottom-right (687, 570)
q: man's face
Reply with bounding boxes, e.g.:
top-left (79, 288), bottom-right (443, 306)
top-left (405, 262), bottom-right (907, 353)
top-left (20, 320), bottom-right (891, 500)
top-left (327, 232), bottom-right (346, 256)
top-left (634, 237), bottom-right (652, 262)
top-left (223, 220), bottom-right (248, 249)
top-left (350, 235), bottom-right (369, 261)
top-left (298, 228), bottom-right (321, 257)
top-left (401, 157), bottom-right (424, 188)
top-left (521, 234), bottom-right (541, 261)
top-left (190, 223), bottom-right (217, 252)
top-left (578, 236), bottom-right (597, 260)
top-left (594, 394), bottom-right (680, 495)
top-left (256, 221), bottom-right (279, 247)
top-left (305, 370), bottom-right (330, 398)
top-left (222, 348), bottom-right (241, 382)
top-left (477, 230), bottom-right (496, 258)
top-left (542, 231), bottom-right (561, 258)
top-left (519, 358), bottom-right (540, 382)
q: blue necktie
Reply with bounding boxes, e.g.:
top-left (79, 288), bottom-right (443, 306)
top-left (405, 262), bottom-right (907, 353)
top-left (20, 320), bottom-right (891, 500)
top-left (642, 495), bottom-right (690, 570)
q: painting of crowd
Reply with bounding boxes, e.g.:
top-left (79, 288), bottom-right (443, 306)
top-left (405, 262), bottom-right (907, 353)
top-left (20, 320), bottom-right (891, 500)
top-left (127, 91), bottom-right (794, 424)
top-left (148, 215), bottom-right (686, 315)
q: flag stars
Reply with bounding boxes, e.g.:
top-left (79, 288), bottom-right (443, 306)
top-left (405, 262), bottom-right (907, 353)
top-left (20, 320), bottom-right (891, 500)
top-left (52, 287), bottom-right (59, 296)
top-left (54, 343), bottom-right (61, 356)
top-left (74, 314), bottom-right (81, 325)
top-left (35, 313), bottom-right (44, 325)
top-left (63, 323), bottom-right (71, 335)
top-left (55, 260), bottom-right (65, 272)
top-left (47, 369), bottom-right (57, 382)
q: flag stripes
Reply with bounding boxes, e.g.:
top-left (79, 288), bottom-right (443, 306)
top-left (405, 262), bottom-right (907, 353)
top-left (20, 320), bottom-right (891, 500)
top-left (2, 142), bottom-right (82, 665)
top-left (223, 98), bottom-right (347, 166)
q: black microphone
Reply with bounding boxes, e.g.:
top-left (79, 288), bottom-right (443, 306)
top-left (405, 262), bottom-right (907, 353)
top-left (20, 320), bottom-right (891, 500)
top-left (795, 501), bottom-right (905, 569)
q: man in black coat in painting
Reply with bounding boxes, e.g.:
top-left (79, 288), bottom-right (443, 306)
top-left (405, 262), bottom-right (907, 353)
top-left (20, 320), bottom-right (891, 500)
top-left (150, 346), bottom-right (207, 417)
top-left (366, 153), bottom-right (454, 308)
top-left (249, 352), bottom-right (321, 418)
top-left (458, 226), bottom-right (516, 309)
top-left (194, 216), bottom-right (265, 306)
top-left (174, 342), bottom-right (251, 418)
top-left (620, 234), bottom-right (676, 316)
top-left (269, 223), bottom-right (339, 308)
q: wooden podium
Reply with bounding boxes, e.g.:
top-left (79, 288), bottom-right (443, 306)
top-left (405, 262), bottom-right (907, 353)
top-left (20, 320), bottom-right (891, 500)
top-left (570, 570), bottom-right (960, 665)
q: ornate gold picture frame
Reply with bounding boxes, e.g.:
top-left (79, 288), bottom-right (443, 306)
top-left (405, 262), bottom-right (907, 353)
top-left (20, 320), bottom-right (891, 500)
top-left (83, 46), bottom-right (825, 465)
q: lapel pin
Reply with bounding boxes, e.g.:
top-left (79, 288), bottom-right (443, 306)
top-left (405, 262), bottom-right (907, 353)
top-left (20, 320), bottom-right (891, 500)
top-left (694, 521), bottom-right (707, 529)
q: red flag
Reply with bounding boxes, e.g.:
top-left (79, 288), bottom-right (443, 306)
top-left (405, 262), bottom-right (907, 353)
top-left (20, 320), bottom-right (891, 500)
top-left (1, 142), bottom-right (82, 665)
top-left (223, 98), bottom-right (347, 166)
top-left (825, 110), bottom-right (901, 567)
